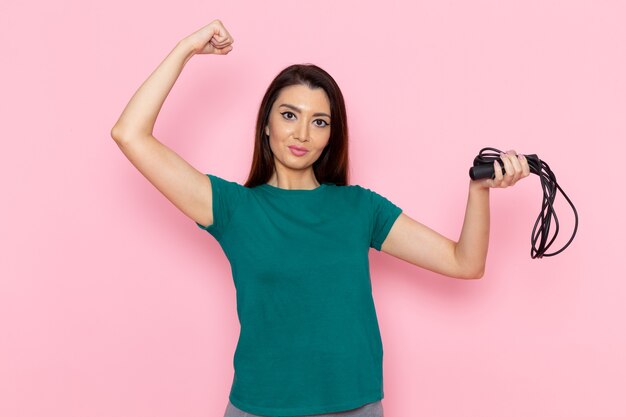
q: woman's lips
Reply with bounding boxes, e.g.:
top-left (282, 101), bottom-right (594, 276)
top-left (289, 146), bottom-right (308, 156)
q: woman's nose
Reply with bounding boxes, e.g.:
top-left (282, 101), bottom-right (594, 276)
top-left (295, 120), bottom-right (310, 141)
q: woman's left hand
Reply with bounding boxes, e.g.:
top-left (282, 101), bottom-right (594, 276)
top-left (474, 149), bottom-right (531, 189)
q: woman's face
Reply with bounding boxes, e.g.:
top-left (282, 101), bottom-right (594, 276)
top-left (265, 84), bottom-right (332, 171)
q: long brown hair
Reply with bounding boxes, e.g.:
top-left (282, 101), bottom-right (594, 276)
top-left (243, 64), bottom-right (350, 188)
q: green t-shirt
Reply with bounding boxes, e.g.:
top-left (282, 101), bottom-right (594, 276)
top-left (195, 174), bottom-right (402, 416)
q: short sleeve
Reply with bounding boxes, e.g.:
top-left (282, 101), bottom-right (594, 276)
top-left (365, 186), bottom-right (403, 251)
top-left (195, 174), bottom-right (246, 240)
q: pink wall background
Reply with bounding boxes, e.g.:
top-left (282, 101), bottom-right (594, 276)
top-left (2, 0), bottom-right (623, 416)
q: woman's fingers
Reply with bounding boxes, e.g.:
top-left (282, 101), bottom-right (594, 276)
top-left (211, 35), bottom-right (231, 46)
top-left (495, 154), bottom-right (510, 187)
top-left (210, 35), bottom-right (233, 54)
top-left (519, 154), bottom-right (531, 177)
top-left (212, 45), bottom-right (233, 55)
top-left (493, 158), bottom-right (504, 187)
top-left (211, 25), bottom-right (234, 47)
top-left (505, 150), bottom-right (523, 184)
top-left (490, 150), bottom-right (531, 188)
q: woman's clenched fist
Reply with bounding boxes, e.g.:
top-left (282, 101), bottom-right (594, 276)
top-left (184, 19), bottom-right (234, 56)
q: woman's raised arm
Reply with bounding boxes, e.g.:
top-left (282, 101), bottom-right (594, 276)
top-left (110, 20), bottom-right (234, 229)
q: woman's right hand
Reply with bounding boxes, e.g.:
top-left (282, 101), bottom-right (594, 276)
top-left (183, 19), bottom-right (234, 56)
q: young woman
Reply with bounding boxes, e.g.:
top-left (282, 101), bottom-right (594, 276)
top-left (111, 19), bottom-right (530, 417)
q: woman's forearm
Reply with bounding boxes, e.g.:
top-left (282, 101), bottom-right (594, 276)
top-left (455, 179), bottom-right (491, 278)
top-left (111, 39), bottom-right (197, 140)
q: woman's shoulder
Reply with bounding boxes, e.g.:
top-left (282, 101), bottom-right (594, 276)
top-left (333, 182), bottom-right (372, 195)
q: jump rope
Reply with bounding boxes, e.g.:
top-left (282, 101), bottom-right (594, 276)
top-left (468, 147), bottom-right (578, 259)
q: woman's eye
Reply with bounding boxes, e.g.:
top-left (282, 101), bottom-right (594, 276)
top-left (281, 111), bottom-right (295, 120)
top-left (315, 119), bottom-right (330, 127)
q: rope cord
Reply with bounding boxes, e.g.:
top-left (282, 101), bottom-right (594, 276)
top-left (469, 147), bottom-right (578, 259)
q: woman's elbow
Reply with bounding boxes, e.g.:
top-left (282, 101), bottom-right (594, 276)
top-left (458, 264), bottom-right (484, 279)
top-left (470, 266), bottom-right (485, 279)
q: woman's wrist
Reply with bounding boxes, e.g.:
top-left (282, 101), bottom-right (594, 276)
top-left (469, 178), bottom-right (491, 193)
top-left (176, 38), bottom-right (198, 65)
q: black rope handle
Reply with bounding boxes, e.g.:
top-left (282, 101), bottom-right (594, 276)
top-left (468, 147), bottom-right (579, 259)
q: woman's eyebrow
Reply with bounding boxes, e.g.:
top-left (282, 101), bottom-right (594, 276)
top-left (279, 103), bottom-right (331, 119)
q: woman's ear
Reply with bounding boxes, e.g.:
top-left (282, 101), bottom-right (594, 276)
top-left (264, 126), bottom-right (269, 136)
